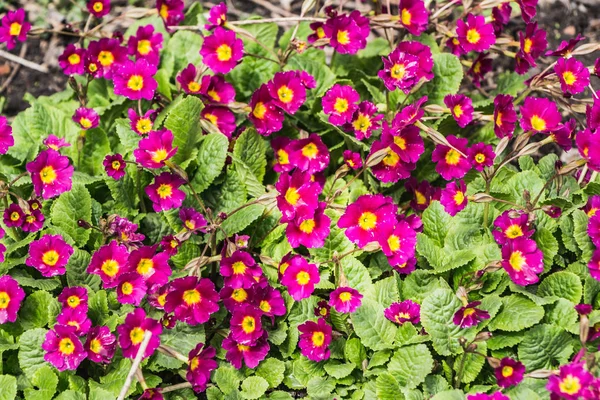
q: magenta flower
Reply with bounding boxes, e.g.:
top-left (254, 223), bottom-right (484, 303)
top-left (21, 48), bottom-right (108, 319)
top-left (271, 137), bottom-right (293, 173)
top-left (329, 287), bottom-right (362, 313)
top-left (495, 357), bottom-right (525, 388)
top-left (286, 202), bottom-right (331, 249)
top-left (3, 203), bottom-right (24, 228)
top-left (160, 235), bottom-right (181, 256)
top-left (338, 194), bottom-right (398, 248)
top-left (468, 143), bottom-right (495, 171)
top-left (384, 300), bottom-right (420, 325)
top-left (492, 3), bottom-right (512, 34)
top-left (200, 27), bottom-right (244, 74)
top-left (127, 25), bottom-right (163, 66)
top-left (456, 14), bottom-right (495, 53)
top-left (577, 129), bottom-right (600, 172)
top-left (288, 134), bottom-right (330, 174)
top-left (343, 150), bottom-right (363, 170)
top-left (298, 318), bottom-right (332, 362)
top-left (221, 286), bottom-right (250, 312)
top-left (57, 286), bottom-right (88, 311)
top-left (249, 85), bottom-right (284, 136)
top-left (398, 0), bottom-right (428, 35)
top-left (468, 53), bottom-right (493, 87)
top-left (59, 44), bottom-right (86, 75)
top-left (493, 210), bottom-right (534, 245)
top-left (145, 172), bottom-right (186, 212)
top-left (27, 149), bottom-right (74, 199)
top-left (405, 178), bottom-right (434, 211)
top-left (314, 300), bottom-right (331, 319)
top-left (109, 216), bottom-right (145, 245)
top-left (585, 195), bottom-right (600, 218)
top-left (280, 255), bottom-right (320, 301)
top-left (0, 116), bottom-right (12, 154)
top-left (164, 277), bottom-right (219, 325)
top-left (520, 97), bottom-right (561, 133)
top-left (516, 0), bottom-right (537, 23)
top-left (223, 332), bottom-right (269, 369)
top-left (114, 59), bottom-right (158, 100)
top-left (308, 22), bottom-right (327, 44)
top-left (546, 362), bottom-right (593, 400)
top-left (268, 71), bottom-right (308, 114)
top-left (555, 57), bottom-right (590, 95)
top-left (56, 308), bottom-right (92, 336)
top-left (369, 138), bottom-right (411, 182)
top-left (157, 0), bottom-right (184, 27)
top-left (134, 129), bottom-right (178, 169)
top-left (177, 63), bottom-right (202, 94)
top-left (0, 275), bottom-right (25, 324)
top-left (322, 84), bottom-right (360, 126)
top-left (220, 250), bottom-right (263, 289)
top-left (200, 74), bottom-right (236, 104)
top-left (0, 9), bottom-right (30, 50)
top-left (453, 301), bottom-right (490, 328)
top-left (42, 325), bottom-right (86, 371)
top-left (589, 249), bottom-right (600, 281)
top-left (148, 284), bottom-right (170, 310)
top-left (43, 135), bottom-right (70, 151)
top-left (87, 240), bottom-right (130, 288)
top-left (393, 257), bottom-right (417, 274)
top-left (139, 389), bottom-right (164, 400)
top-left (589, 214), bottom-right (600, 247)
top-left (201, 106), bottom-right (236, 138)
top-left (515, 21), bottom-right (547, 74)
top-left (501, 237), bottom-right (544, 286)
top-left (73, 107), bottom-right (99, 130)
top-left (379, 220), bottom-right (417, 267)
top-left (493, 94), bottom-right (517, 139)
top-left (186, 343), bottom-right (217, 393)
top-left (117, 308), bottom-right (162, 359)
top-left (116, 272), bottom-right (147, 305)
top-left (85, 326), bottom-right (116, 363)
top-left (275, 170), bottom-right (320, 222)
top-left (393, 42), bottom-right (433, 84)
top-left (26, 234), bottom-right (74, 277)
top-left (103, 154), bottom-right (126, 180)
top-left (86, 38), bottom-right (127, 79)
top-left (179, 207), bottom-right (207, 233)
top-left (87, 0), bottom-right (110, 17)
top-left (128, 108), bottom-right (156, 136)
top-left (250, 286), bottom-right (286, 318)
top-left (440, 180), bottom-right (468, 216)
top-left (230, 304), bottom-right (264, 345)
top-left (347, 101), bottom-right (383, 140)
top-left (206, 2), bottom-right (227, 30)
top-left (431, 135), bottom-right (471, 180)
top-left (21, 206), bottom-right (44, 233)
top-left (324, 12), bottom-right (368, 55)
top-left (379, 48), bottom-right (419, 93)
top-left (444, 94), bottom-right (473, 128)
top-left (546, 34), bottom-right (585, 57)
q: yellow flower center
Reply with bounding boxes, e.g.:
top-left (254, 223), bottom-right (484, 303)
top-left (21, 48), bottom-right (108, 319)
top-left (387, 234), bottom-right (401, 252)
top-left (137, 39), bottom-right (152, 56)
top-left (285, 187), bottom-right (300, 206)
top-left (129, 327), bottom-right (145, 345)
top-left (316, 27), bottom-right (325, 39)
top-left (136, 118), bottom-right (152, 133)
top-left (401, 8), bottom-right (412, 26)
top-left (395, 312), bottom-right (411, 322)
top-left (383, 148), bottom-right (400, 166)
top-left (208, 89), bottom-right (220, 102)
top-left (333, 98), bottom-right (349, 113)
top-left (40, 165), bottom-right (57, 184)
top-left (523, 38), bottom-right (533, 54)
top-left (454, 191), bottom-right (465, 205)
top-left (156, 183), bottom-right (173, 199)
top-left (352, 113), bottom-right (371, 132)
top-left (559, 375), bottom-right (582, 395)
top-left (495, 112), bottom-right (503, 127)
top-left (188, 81), bottom-right (200, 93)
top-left (157, 293), bottom-right (167, 306)
top-left (463, 308), bottom-right (476, 316)
top-left (277, 85), bottom-right (294, 104)
top-left (121, 282), bottom-right (134, 295)
top-left (101, 259), bottom-right (120, 277)
top-left (453, 105), bottom-right (463, 118)
top-left (111, 160), bottom-right (121, 170)
top-left (93, 2), bottom-right (103, 12)
top-left (296, 271), bottom-right (311, 285)
top-left (299, 219), bottom-right (316, 234)
top-left (466, 28), bottom-right (481, 44)
top-left (302, 143), bottom-right (318, 159)
top-left (445, 149), bottom-right (461, 165)
top-left (151, 148), bottom-right (168, 164)
top-left (42, 250), bottom-right (60, 266)
top-left (232, 261), bottom-right (247, 275)
top-left (89, 338), bottom-right (103, 354)
top-left (339, 291), bottom-right (352, 302)
top-left (509, 251), bottom-right (525, 271)
top-left (10, 211), bottom-right (19, 221)
top-left (587, 208), bottom-right (598, 218)
top-left (68, 53), bottom-right (81, 65)
top-left (241, 316), bottom-right (256, 333)
top-left (277, 149), bottom-right (289, 165)
top-left (185, 220), bottom-right (196, 230)
top-left (80, 117), bottom-right (92, 129)
top-left (337, 30), bottom-right (350, 45)
top-left (502, 366), bottom-right (514, 378)
top-left (98, 51), bottom-right (114, 67)
top-left (0, 292), bottom-right (10, 309)
top-left (159, 4), bottom-right (169, 19)
top-left (67, 295), bottom-right (80, 308)
top-left (473, 61), bottom-right (481, 73)
top-left (231, 288), bottom-right (247, 302)
top-left (391, 63), bottom-right (406, 80)
top-left (127, 75), bottom-right (144, 91)
top-left (216, 44), bottom-right (232, 61)
top-left (9, 22), bottom-right (21, 36)
top-left (312, 331), bottom-right (325, 346)
top-left (279, 262), bottom-right (289, 275)
top-left (358, 211), bottom-right (377, 230)
top-left (59, 338), bottom-right (76, 355)
top-left (259, 300), bottom-right (272, 313)
top-left (505, 224), bottom-right (524, 239)
top-left (204, 113), bottom-right (218, 126)
top-left (562, 71), bottom-right (577, 86)
top-left (183, 289), bottom-right (202, 305)
top-left (530, 115), bottom-right (546, 131)
top-left (189, 356), bottom-right (200, 371)
top-left (475, 153), bottom-right (486, 164)
top-left (394, 136), bottom-right (407, 150)
top-left (253, 102), bottom-right (267, 119)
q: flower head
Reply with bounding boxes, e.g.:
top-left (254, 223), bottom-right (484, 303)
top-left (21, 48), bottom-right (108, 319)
top-left (398, 0), bottom-right (428, 35)
top-left (286, 202), bottom-right (331, 249)
top-left (223, 332), bottom-right (269, 369)
top-left (157, 0), bottom-right (184, 27)
top-left (186, 343), bottom-right (217, 392)
top-left (116, 272), bottom-right (147, 305)
top-left (440, 180), bottom-right (468, 216)
top-left (127, 25), bottom-right (163, 66)
top-left (27, 149), bottom-right (74, 199)
top-left (230, 304), bottom-right (264, 345)
top-left (322, 84), bottom-right (360, 126)
top-left (495, 357), bottom-right (525, 388)
top-left (0, 275), bottom-right (25, 324)
top-left (346, 101), bottom-right (383, 140)
top-left (280, 254), bottom-right (320, 301)
top-left (85, 325), bottom-right (116, 363)
top-left (493, 94), bottom-right (517, 139)
top-left (73, 107), bottom-right (99, 130)
top-left (0, 116), bottom-right (12, 155)
top-left (109, 216), bottom-right (146, 245)
top-left (276, 170), bottom-right (320, 222)
top-left (501, 237), bottom-right (544, 286)
top-left (220, 286), bottom-right (251, 312)
top-left (250, 286), bottom-right (286, 318)
top-left (468, 143), bottom-right (495, 171)
top-left (220, 250), bottom-right (263, 289)
top-left (87, 0), bottom-right (110, 17)
top-left (3, 203), bottom-right (24, 228)
top-left (288, 134), bottom-right (330, 174)
top-left (160, 235), bottom-right (181, 256)
top-left (268, 71), bottom-right (309, 114)
top-left (546, 34), bottom-right (585, 57)
top-left (42, 325), bottom-right (86, 371)
top-left (86, 38), bottom-right (127, 79)
top-left (492, 210), bottom-right (534, 245)
top-left (492, 3), bottom-right (512, 34)
top-left (164, 277), bottom-right (219, 325)
top-left (516, 0), bottom-right (537, 23)
top-left (200, 27), bottom-right (244, 74)
top-left (201, 105), bottom-right (236, 138)
top-left (520, 97), bottom-right (561, 133)
top-left (343, 150), bottom-right (363, 170)
top-left (453, 301), bottom-right (490, 328)
top-left (57, 287), bottom-right (88, 311)
top-left (179, 207), bottom-right (207, 233)
top-left (379, 219), bottom-right (417, 267)
top-left (206, 2), bottom-right (228, 30)
top-left (56, 308), bottom-right (92, 336)
top-left (298, 318), bottom-right (332, 362)
top-left (249, 85), bottom-right (284, 136)
top-left (468, 53), bottom-right (493, 87)
top-left (456, 14), bottom-right (495, 53)
top-left (43, 135), bottom-right (70, 151)
top-left (515, 21), bottom-right (547, 74)
top-left (329, 287), bottom-right (362, 313)
top-left (324, 11), bottom-right (369, 54)
top-left (114, 59), bottom-right (158, 100)
top-left (379, 48), bottom-right (419, 93)
top-left (145, 172), bottom-right (186, 212)
top-left (117, 308), bottom-right (162, 359)
top-left (0, 9), bottom-right (31, 50)
top-left (444, 94), bottom-right (473, 128)
top-left (431, 135), bottom-right (471, 180)
top-left (26, 234), bottom-right (74, 277)
top-left (134, 129), bottom-right (178, 169)
top-left (139, 389), bottom-right (164, 400)
top-left (338, 194), bottom-right (398, 248)
top-left (103, 154), bottom-right (126, 180)
top-left (555, 57), bottom-right (590, 95)
top-left (59, 44), bottom-right (86, 75)
top-left (87, 240), bottom-right (130, 288)
top-left (384, 300), bottom-right (421, 325)
top-left (546, 362), bottom-right (593, 400)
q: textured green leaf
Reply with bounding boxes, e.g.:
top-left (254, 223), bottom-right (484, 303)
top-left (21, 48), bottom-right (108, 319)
top-left (0, 375), bottom-right (17, 400)
top-left (306, 376), bottom-right (335, 399)
top-left (487, 332), bottom-right (524, 350)
top-left (66, 249), bottom-right (99, 290)
top-left (534, 228), bottom-right (559, 270)
top-left (453, 342), bottom-right (486, 384)
top-left (18, 328), bottom-right (48, 378)
top-left (10, 270), bottom-right (61, 291)
top-left (374, 276), bottom-right (400, 308)
top-left (421, 201), bottom-right (451, 246)
top-left (256, 358), bottom-right (285, 388)
top-left (114, 118), bottom-right (140, 155)
top-left (164, 31), bottom-right (203, 74)
top-left (488, 295), bottom-right (544, 332)
top-left (241, 376), bottom-right (269, 400)
top-left (324, 361), bottom-right (355, 379)
top-left (191, 133), bottom-right (229, 193)
top-left (492, 71), bottom-right (526, 96)
top-left (20, 290), bottom-right (57, 330)
top-left (350, 297), bottom-right (397, 350)
top-left (517, 324), bottom-right (574, 370)
top-left (402, 271), bottom-right (449, 303)
top-left (544, 298), bottom-right (578, 333)
top-left (309, 223), bottom-right (354, 263)
top-left (342, 256), bottom-right (375, 298)
top-left (231, 154), bottom-right (265, 198)
top-left (217, 203), bottom-right (265, 241)
top-left (287, 54), bottom-right (336, 105)
top-left (99, 358), bottom-right (132, 396)
top-left (80, 128), bottom-right (111, 176)
top-left (388, 344), bottom-right (434, 389)
top-left (375, 373), bottom-right (405, 400)
top-left (51, 184), bottom-right (92, 246)
top-left (233, 128), bottom-right (267, 182)
top-left (24, 365), bottom-right (58, 400)
top-left (149, 323), bottom-right (205, 371)
top-left (419, 53), bottom-right (463, 105)
top-left (420, 289), bottom-right (465, 356)
top-left (431, 390), bottom-right (466, 400)
top-left (204, 167), bottom-right (247, 213)
top-left (54, 391), bottom-right (86, 400)
top-left (164, 95), bottom-right (204, 167)
top-left (538, 271), bottom-right (583, 303)
top-left (214, 365), bottom-right (243, 395)
top-left (344, 337), bottom-right (367, 368)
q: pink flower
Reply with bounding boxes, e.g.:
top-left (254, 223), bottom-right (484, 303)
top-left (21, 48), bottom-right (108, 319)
top-left (223, 332), bottom-right (269, 369)
top-left (250, 286), bottom-right (286, 318)
top-left (271, 137), bottom-right (293, 173)
top-left (501, 237), bottom-right (544, 286)
top-left (59, 44), bottom-right (86, 75)
top-left (145, 172), bottom-right (186, 212)
top-left (444, 94), bottom-right (473, 128)
top-left (114, 59), bottom-right (158, 100)
top-left (186, 343), bottom-right (217, 393)
top-left (322, 84), bottom-right (360, 126)
top-left (492, 210), bottom-right (534, 245)
top-left (87, 0), bottom-right (110, 17)
top-left (220, 286), bottom-right (251, 312)
top-left (249, 85), bottom-right (284, 136)
top-left (116, 272), bottom-right (147, 305)
top-left (42, 325), bottom-right (86, 371)
top-left (164, 277), bottom-right (219, 325)
top-left (379, 48), bottom-right (419, 93)
top-left (314, 300), bottom-right (330, 319)
top-left (493, 94), bottom-right (517, 139)
top-left (268, 71), bottom-right (308, 114)
top-left (516, 0), bottom-right (537, 23)
top-left (176, 63), bottom-right (202, 94)
top-left (555, 57), bottom-right (590, 95)
top-left (179, 207), bottom-right (207, 233)
top-left (157, 0), bottom-right (184, 27)
top-left (384, 300), bottom-right (421, 324)
top-left (456, 14), bottom-right (495, 53)
top-left (26, 234), bottom-right (74, 277)
top-left (206, 2), bottom-right (228, 30)
top-left (546, 34), bottom-right (585, 57)
top-left (0, 9), bottom-right (30, 50)
top-left (129, 245), bottom-right (172, 286)
top-left (286, 202), bottom-right (331, 249)
top-left (584, 195), bottom-right (600, 218)
top-left (589, 249), bottom-right (600, 281)
top-left (379, 219), bottom-right (417, 267)
top-left (515, 21), bottom-right (547, 74)
top-left (0, 116), bottom-right (12, 154)
top-left (492, 3), bottom-right (512, 34)
top-left (200, 74), bottom-right (236, 104)
top-left (546, 362), bottom-right (593, 400)
top-left (276, 170), bottom-right (320, 222)
top-left (577, 129), bottom-right (600, 172)
top-left (369, 136), bottom-right (414, 183)
top-left (86, 38), bottom-right (127, 79)
top-left (73, 107), bottom-right (99, 130)
top-left (230, 304), bottom-right (264, 345)
top-left (589, 214), bottom-right (600, 247)
top-left (288, 133), bottom-right (330, 174)
top-left (453, 301), bottom-right (490, 328)
top-left (128, 108), bottom-right (156, 136)
top-left (27, 149), bottom-right (74, 199)
top-left (346, 101), bottom-right (383, 140)
top-left (298, 318), bottom-right (332, 361)
top-left (220, 250), bottom-right (263, 289)
top-left (398, 0), bottom-right (428, 35)
top-left (117, 308), bottom-right (162, 359)
top-left (338, 194), bottom-right (398, 248)
top-left (495, 357), bottom-right (525, 388)
top-left (43, 135), bottom-right (70, 151)
top-left (85, 326), bottom-right (116, 363)
top-left (324, 11), bottom-right (369, 54)
top-left (468, 143), bottom-right (495, 171)
top-left (431, 135), bottom-right (471, 180)
top-left (57, 287), bottom-right (88, 311)
top-left (201, 106), bottom-right (236, 138)
top-left (329, 287), bottom-right (362, 313)
top-left (468, 53), bottom-right (492, 87)
top-left (0, 275), bottom-right (25, 324)
top-left (280, 255), bottom-right (320, 301)
top-left (127, 25), bottom-right (163, 66)
top-left (56, 308), bottom-right (92, 336)
top-left (520, 97), bottom-right (561, 133)
top-left (160, 235), bottom-right (181, 256)
top-left (134, 129), bottom-right (178, 169)
top-left (343, 150), bottom-right (363, 170)
top-left (103, 154), bottom-right (126, 180)
top-left (200, 27), bottom-right (244, 74)
top-left (87, 241), bottom-right (130, 288)
top-left (405, 178), bottom-right (435, 211)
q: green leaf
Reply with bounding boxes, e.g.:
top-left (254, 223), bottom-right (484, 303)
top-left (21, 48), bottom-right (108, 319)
top-left (204, 167), bottom-right (247, 213)
top-left (453, 342), bottom-right (486, 384)
top-left (155, 68), bottom-right (172, 100)
top-left (431, 390), bottom-right (466, 400)
top-left (214, 365), bottom-right (243, 395)
top-left (344, 337), bottom-right (367, 368)
top-left (421, 201), bottom-right (452, 246)
top-left (0, 375), bottom-right (17, 400)
top-left (54, 391), bottom-right (86, 400)
top-left (306, 376), bottom-right (335, 399)
top-left (88, 385), bottom-right (116, 400)
top-left (517, 324), bottom-right (574, 370)
top-left (240, 376), bottom-right (269, 400)
top-left (51, 184), bottom-right (92, 246)
top-left (149, 323), bottom-right (205, 371)
top-left (342, 256), bottom-right (375, 298)
top-left (18, 328), bottom-right (48, 378)
top-left (231, 154), bottom-right (265, 198)
top-left (538, 271), bottom-right (583, 304)
top-left (544, 298), bottom-right (578, 333)
top-left (286, 54), bottom-right (336, 105)
top-left (80, 128), bottom-right (110, 176)
top-left (402, 270), bottom-right (449, 304)
top-left (114, 118), bottom-right (140, 155)
top-left (374, 276), bottom-right (400, 308)
top-left (217, 203), bottom-right (265, 241)
top-left (324, 361), bottom-right (355, 379)
top-left (420, 289), bottom-right (465, 356)
top-left (66, 249), bottom-right (100, 290)
top-left (164, 95), bottom-right (204, 168)
top-left (487, 332), bottom-right (524, 350)
top-left (233, 128), bottom-right (267, 182)
top-left (534, 228), bottom-right (559, 270)
top-left (10, 270), bottom-right (61, 291)
top-left (191, 133), bottom-right (229, 193)
top-left (351, 297), bottom-right (397, 350)
top-left (19, 290), bottom-right (57, 330)
top-left (99, 358), bottom-right (132, 396)
top-left (309, 223), bottom-right (354, 263)
top-left (163, 31), bottom-right (203, 74)
top-left (488, 295), bottom-right (544, 332)
top-left (375, 373), bottom-right (404, 400)
top-left (492, 71), bottom-right (526, 96)
top-left (24, 365), bottom-right (58, 400)
top-left (256, 358), bottom-right (285, 388)
top-left (388, 344), bottom-right (434, 389)
top-left (419, 53), bottom-right (463, 105)
top-left (573, 210), bottom-right (594, 261)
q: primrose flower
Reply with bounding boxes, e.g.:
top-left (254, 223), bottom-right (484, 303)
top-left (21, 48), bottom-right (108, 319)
top-left (588, 249), bottom-right (600, 281)
top-left (43, 135), bottom-right (70, 151)
top-left (546, 362), bottom-right (593, 400)
top-left (223, 332), bottom-right (269, 369)
top-left (116, 272), bottom-right (147, 305)
top-left (27, 149), bottom-right (74, 199)
top-left (456, 14), bottom-right (495, 53)
top-left (0, 116), bottom-right (12, 154)
top-left (555, 57), bottom-right (590, 95)
top-left (85, 326), bottom-right (116, 363)
top-left (329, 287), bottom-right (362, 313)
top-left (200, 74), bottom-right (236, 104)
top-left (0, 276), bottom-right (25, 324)
top-left (405, 178), bottom-right (434, 211)
top-left (343, 150), bottom-right (363, 170)
top-left (43, 325), bottom-right (86, 371)
top-left (57, 286), bottom-right (88, 311)
top-left (127, 25), bottom-right (163, 65)
top-left (164, 276), bottom-right (219, 325)
top-left (220, 250), bottom-right (263, 289)
top-left (200, 27), bottom-right (244, 74)
top-left (201, 106), bottom-right (236, 138)
top-left (298, 318), bottom-right (332, 362)
top-left (515, 21), bottom-right (547, 74)
top-left (128, 108), bottom-right (156, 136)
top-left (338, 194), bottom-right (398, 248)
top-left (86, 38), bottom-right (127, 79)
top-left (134, 129), bottom-right (177, 169)
top-left (221, 286), bottom-right (250, 312)
top-left (280, 255), bottom-right (320, 301)
top-left (56, 308), bottom-right (92, 336)
top-left (431, 135), bottom-right (471, 180)
top-left (384, 300), bottom-right (420, 325)
top-left (387, 42), bottom-right (433, 88)
top-left (0, 9), bottom-right (30, 50)
top-left (187, 343), bottom-right (217, 393)
top-left (584, 195), bottom-right (600, 218)
top-left (546, 34), bottom-right (585, 57)
top-left (177, 63), bottom-right (202, 94)
top-left (324, 11), bottom-right (369, 54)
top-left (398, 0), bottom-right (428, 35)
top-left (103, 154), bottom-right (126, 180)
top-left (59, 44), bottom-right (86, 75)
top-left (495, 357), bottom-right (525, 388)
top-left (589, 214), bottom-right (600, 247)
top-left (3, 203), bottom-right (24, 228)
top-left (179, 207), bottom-right (207, 233)
top-left (110, 216), bottom-right (145, 245)
top-left (444, 94), bottom-right (473, 128)
top-left (21, 206), bottom-right (45, 233)
top-left (117, 308), bottom-right (162, 359)
top-left (491, 3), bottom-right (511, 34)
top-left (270, 137), bottom-right (293, 173)
top-left (346, 101), bottom-right (382, 140)
top-left (468, 53), bottom-right (493, 87)
top-left (157, 0), bottom-right (184, 27)
top-left (322, 84), bottom-right (360, 125)
top-left (493, 94), bottom-right (517, 139)
top-left (440, 180), bottom-right (468, 216)
top-left (493, 210), bottom-right (534, 245)
top-left (250, 286), bottom-right (286, 319)
top-left (26, 234), bottom-right (74, 277)
top-left (286, 202), bottom-right (331, 249)
top-left (314, 300), bottom-right (331, 319)
top-left (307, 21), bottom-right (327, 44)
top-left (379, 220), bottom-right (417, 267)
top-left (145, 172), bottom-right (186, 212)
top-left (468, 143), bottom-right (495, 171)
top-left (73, 107), bottom-right (99, 130)
top-left (453, 301), bottom-right (490, 328)
top-left (501, 237), bottom-right (544, 286)
top-left (379, 48), bottom-right (419, 93)
top-left (87, 240), bottom-right (130, 288)
top-left (87, 0), bottom-right (110, 17)
top-left (369, 135), bottom-right (415, 183)
top-left (516, 0), bottom-right (537, 23)
top-left (268, 70), bottom-right (308, 114)
top-left (114, 59), bottom-right (158, 101)
top-left (206, 2), bottom-right (227, 30)
top-left (230, 304), bottom-right (264, 345)
top-left (577, 129), bottom-right (600, 172)
top-left (275, 170), bottom-right (320, 222)
top-left (288, 133), bottom-right (330, 173)
top-left (548, 118), bottom-right (575, 151)
top-left (160, 235), bottom-right (181, 256)
top-left (520, 97), bottom-right (561, 133)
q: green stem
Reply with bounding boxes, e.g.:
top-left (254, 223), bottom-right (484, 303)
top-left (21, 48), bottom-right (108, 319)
top-left (136, 167), bottom-right (147, 213)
